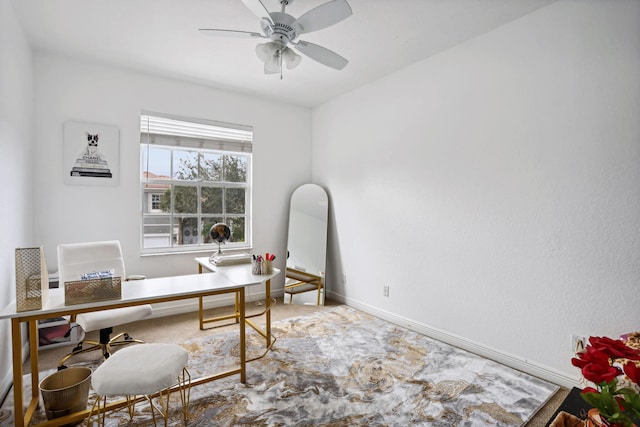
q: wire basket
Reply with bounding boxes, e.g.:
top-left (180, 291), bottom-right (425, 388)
top-left (15, 247), bottom-right (49, 312)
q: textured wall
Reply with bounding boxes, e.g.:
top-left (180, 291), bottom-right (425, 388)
top-left (312, 0), bottom-right (640, 384)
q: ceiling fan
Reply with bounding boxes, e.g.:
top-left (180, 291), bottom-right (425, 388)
top-left (199, 0), bottom-right (353, 76)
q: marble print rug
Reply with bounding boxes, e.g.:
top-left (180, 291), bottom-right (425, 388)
top-left (1, 305), bottom-right (558, 426)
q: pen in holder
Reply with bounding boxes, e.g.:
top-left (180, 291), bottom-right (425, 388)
top-left (252, 253), bottom-right (275, 275)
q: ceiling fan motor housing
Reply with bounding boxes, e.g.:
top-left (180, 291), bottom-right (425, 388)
top-left (262, 12), bottom-right (301, 44)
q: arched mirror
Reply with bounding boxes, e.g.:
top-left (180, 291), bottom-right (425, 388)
top-left (285, 184), bottom-right (329, 305)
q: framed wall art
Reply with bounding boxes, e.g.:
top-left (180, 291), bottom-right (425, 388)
top-left (63, 120), bottom-right (120, 186)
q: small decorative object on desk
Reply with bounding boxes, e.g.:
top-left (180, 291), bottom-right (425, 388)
top-left (571, 333), bottom-right (640, 427)
top-left (209, 223), bottom-right (231, 255)
top-left (15, 246), bottom-right (50, 312)
top-left (252, 253), bottom-right (275, 275)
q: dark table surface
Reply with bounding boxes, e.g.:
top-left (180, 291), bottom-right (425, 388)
top-left (545, 387), bottom-right (591, 426)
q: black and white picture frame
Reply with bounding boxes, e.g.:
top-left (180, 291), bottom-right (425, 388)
top-left (63, 120), bottom-right (119, 186)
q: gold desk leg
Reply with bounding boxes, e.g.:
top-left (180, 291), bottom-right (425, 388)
top-left (23, 321), bottom-right (40, 424)
top-left (235, 290), bottom-right (240, 323)
top-left (11, 318), bottom-right (24, 427)
top-left (239, 287), bottom-right (246, 384)
top-left (265, 279), bottom-right (271, 349)
top-left (29, 320), bottom-right (39, 398)
top-left (198, 263), bottom-right (240, 329)
top-left (199, 296), bottom-right (204, 330)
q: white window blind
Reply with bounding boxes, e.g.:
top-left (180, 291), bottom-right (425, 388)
top-left (140, 112), bottom-right (253, 153)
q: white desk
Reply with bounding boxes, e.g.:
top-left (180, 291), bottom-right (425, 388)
top-left (0, 265), bottom-right (280, 427)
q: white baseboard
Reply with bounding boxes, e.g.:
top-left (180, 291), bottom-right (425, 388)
top-left (0, 373), bottom-right (13, 408)
top-left (0, 340), bottom-right (30, 409)
top-left (326, 290), bottom-right (579, 389)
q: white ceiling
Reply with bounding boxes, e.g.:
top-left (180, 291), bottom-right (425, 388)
top-left (11, 0), bottom-right (556, 108)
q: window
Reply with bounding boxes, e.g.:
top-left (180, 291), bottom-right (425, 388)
top-left (140, 112), bottom-right (253, 254)
top-left (150, 194), bottom-right (161, 211)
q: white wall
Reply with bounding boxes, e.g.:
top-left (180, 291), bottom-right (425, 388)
top-left (32, 54), bottom-right (312, 307)
top-left (0, 0), bottom-right (35, 401)
top-left (313, 0), bottom-right (640, 386)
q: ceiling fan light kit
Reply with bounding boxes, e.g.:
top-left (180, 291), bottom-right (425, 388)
top-left (200, 0), bottom-right (352, 77)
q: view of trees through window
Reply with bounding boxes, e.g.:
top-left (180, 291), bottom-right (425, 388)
top-left (141, 114), bottom-right (252, 253)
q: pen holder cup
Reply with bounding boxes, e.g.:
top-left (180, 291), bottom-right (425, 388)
top-left (252, 260), bottom-right (273, 275)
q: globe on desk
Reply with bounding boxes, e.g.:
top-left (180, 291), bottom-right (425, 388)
top-left (209, 223), bottom-right (231, 255)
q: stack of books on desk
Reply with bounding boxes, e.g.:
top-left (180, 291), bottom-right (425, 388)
top-left (209, 253), bottom-right (252, 266)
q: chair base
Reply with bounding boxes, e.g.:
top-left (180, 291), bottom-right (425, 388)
top-left (58, 330), bottom-right (144, 370)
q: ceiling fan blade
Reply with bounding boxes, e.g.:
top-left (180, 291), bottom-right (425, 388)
top-left (293, 40), bottom-right (348, 70)
top-left (241, 0), bottom-right (274, 24)
top-left (294, 0), bottom-right (353, 35)
top-left (199, 29), bottom-right (264, 38)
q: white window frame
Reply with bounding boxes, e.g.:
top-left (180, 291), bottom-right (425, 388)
top-left (140, 111), bottom-right (253, 255)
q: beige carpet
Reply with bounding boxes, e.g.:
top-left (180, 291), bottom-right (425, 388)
top-left (19, 298), bottom-right (567, 426)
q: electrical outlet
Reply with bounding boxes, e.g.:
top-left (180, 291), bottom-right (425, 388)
top-left (383, 285), bottom-right (389, 297)
top-left (570, 334), bottom-right (586, 353)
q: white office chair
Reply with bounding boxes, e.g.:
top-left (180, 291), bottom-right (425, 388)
top-left (57, 240), bottom-right (153, 369)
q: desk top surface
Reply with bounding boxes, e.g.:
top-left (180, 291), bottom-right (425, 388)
top-left (1, 264), bottom-right (280, 320)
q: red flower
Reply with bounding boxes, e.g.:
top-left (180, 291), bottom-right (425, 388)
top-left (572, 346), bottom-right (612, 369)
top-left (589, 336), bottom-right (640, 361)
top-left (573, 335), bottom-right (640, 427)
top-left (582, 361), bottom-right (622, 384)
top-left (623, 361), bottom-right (640, 384)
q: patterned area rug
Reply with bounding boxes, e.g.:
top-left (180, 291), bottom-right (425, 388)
top-left (2, 305), bottom-right (557, 426)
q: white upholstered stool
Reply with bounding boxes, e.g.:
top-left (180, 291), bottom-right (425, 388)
top-left (89, 343), bottom-right (190, 426)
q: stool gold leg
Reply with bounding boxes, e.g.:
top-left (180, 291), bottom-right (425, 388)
top-left (146, 387), bottom-right (171, 427)
top-left (178, 367), bottom-right (191, 421)
top-left (87, 395), bottom-right (103, 427)
top-left (148, 394), bottom-right (158, 426)
top-left (125, 395), bottom-right (136, 421)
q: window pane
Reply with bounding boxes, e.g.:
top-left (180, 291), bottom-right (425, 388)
top-left (173, 150), bottom-right (199, 181)
top-left (142, 145), bottom-right (171, 178)
top-left (224, 155), bottom-right (247, 183)
top-left (201, 187), bottom-right (222, 214)
top-left (201, 217), bottom-right (224, 244)
top-left (174, 185), bottom-right (197, 214)
top-left (175, 217), bottom-right (199, 245)
top-left (143, 215), bottom-right (172, 248)
top-left (228, 216), bottom-right (246, 243)
top-left (200, 152), bottom-right (223, 182)
top-left (226, 188), bottom-right (245, 214)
